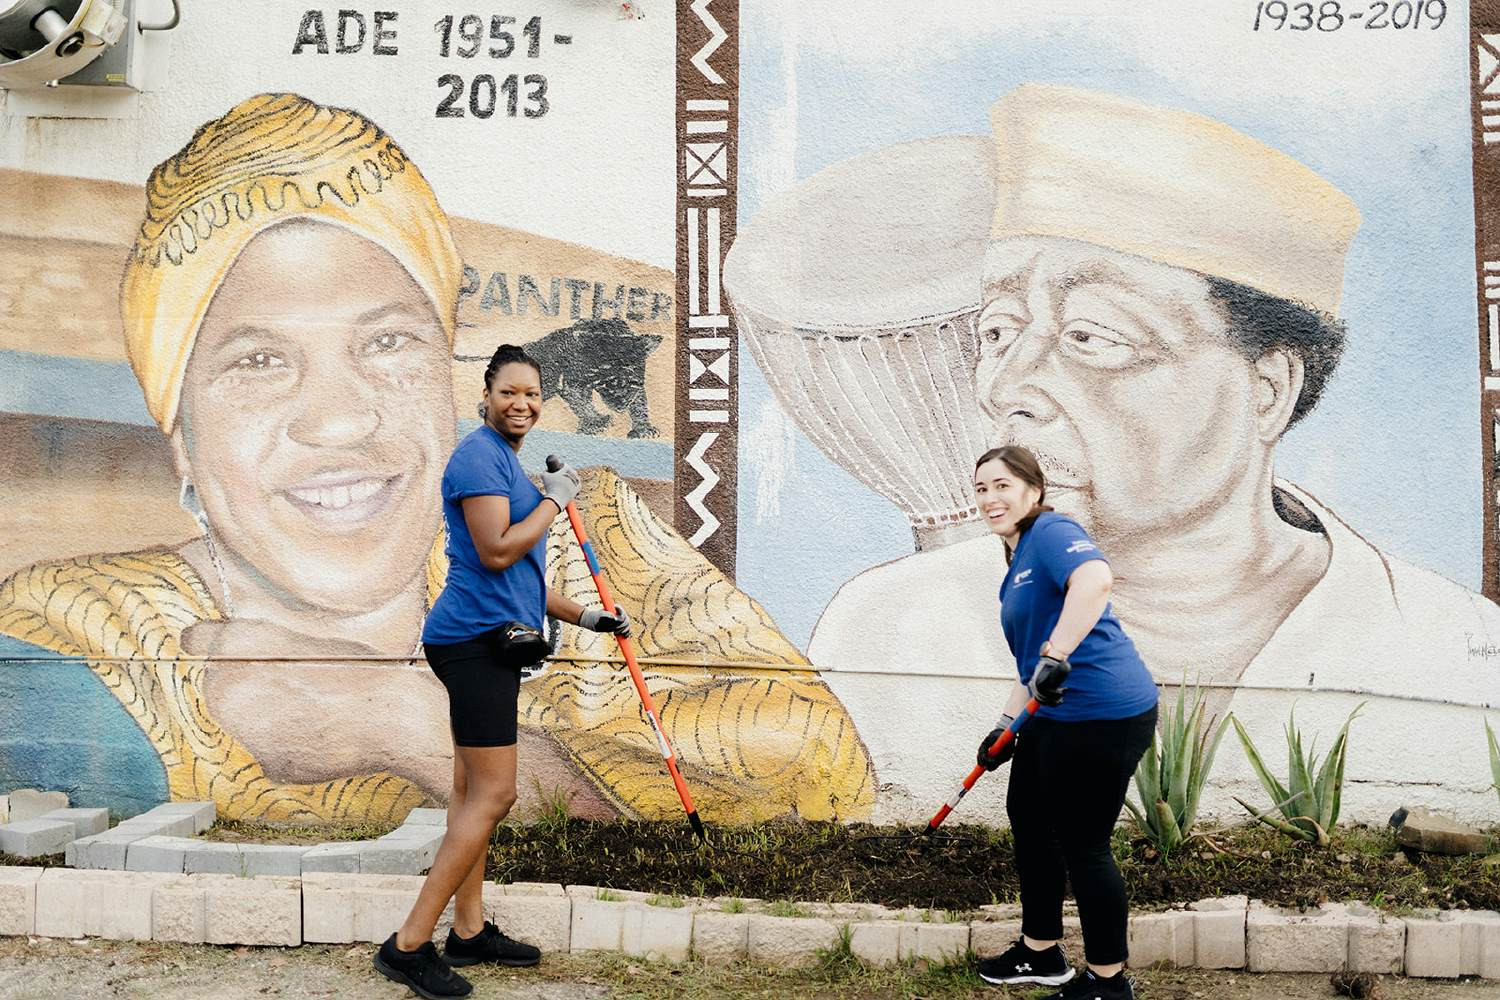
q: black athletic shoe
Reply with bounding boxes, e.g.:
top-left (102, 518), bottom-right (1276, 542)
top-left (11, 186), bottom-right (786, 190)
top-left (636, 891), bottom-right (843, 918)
top-left (1039, 967), bottom-right (1135, 1000)
top-left (442, 919), bottom-right (542, 967)
top-left (373, 934), bottom-right (473, 999)
top-left (976, 937), bottom-right (1075, 986)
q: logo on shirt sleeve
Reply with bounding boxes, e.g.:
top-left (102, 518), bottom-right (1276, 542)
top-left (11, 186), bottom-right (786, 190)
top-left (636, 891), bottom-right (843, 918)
top-left (1064, 540), bottom-right (1097, 554)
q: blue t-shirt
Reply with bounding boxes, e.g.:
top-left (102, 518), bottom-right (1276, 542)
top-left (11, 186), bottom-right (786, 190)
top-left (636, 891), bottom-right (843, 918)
top-left (999, 512), bottom-right (1158, 722)
top-left (422, 426), bottom-right (548, 644)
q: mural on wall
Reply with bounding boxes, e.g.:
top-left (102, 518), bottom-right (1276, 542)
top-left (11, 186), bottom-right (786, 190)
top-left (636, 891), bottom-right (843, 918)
top-left (0, 1), bottom-right (875, 824)
top-left (4, 0), bottom-right (1500, 828)
top-left (729, 1), bottom-right (1500, 823)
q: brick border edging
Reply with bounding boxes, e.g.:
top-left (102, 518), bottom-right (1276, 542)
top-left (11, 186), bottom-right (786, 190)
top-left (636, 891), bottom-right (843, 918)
top-left (0, 869), bottom-right (1497, 977)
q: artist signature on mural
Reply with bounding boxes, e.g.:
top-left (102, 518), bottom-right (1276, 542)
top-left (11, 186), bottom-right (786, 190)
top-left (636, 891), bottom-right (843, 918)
top-left (1252, 0), bottom-right (1447, 31)
top-left (1465, 632), bottom-right (1500, 660)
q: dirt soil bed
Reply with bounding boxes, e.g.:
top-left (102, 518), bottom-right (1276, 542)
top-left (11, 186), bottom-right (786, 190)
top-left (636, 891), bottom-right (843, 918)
top-left (486, 819), bottom-right (1500, 913)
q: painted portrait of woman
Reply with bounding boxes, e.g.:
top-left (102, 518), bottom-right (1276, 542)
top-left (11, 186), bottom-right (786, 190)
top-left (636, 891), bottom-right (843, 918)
top-left (0, 92), bottom-right (875, 825)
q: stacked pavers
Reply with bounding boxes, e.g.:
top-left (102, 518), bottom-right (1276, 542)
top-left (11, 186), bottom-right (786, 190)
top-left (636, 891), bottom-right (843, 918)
top-left (0, 865), bottom-right (1497, 975)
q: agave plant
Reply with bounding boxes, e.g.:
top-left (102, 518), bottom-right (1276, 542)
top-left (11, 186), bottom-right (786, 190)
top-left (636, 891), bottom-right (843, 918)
top-left (1231, 703), bottom-right (1363, 846)
top-left (1123, 682), bottom-right (1229, 854)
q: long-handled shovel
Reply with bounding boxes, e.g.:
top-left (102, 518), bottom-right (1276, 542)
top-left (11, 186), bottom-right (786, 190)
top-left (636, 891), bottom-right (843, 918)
top-left (546, 456), bottom-right (706, 842)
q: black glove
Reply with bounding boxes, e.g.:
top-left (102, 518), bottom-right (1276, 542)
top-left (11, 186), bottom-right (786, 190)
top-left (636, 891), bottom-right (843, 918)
top-left (977, 714), bottom-right (1017, 771)
top-left (1029, 654), bottom-right (1071, 707)
top-left (578, 605), bottom-right (632, 637)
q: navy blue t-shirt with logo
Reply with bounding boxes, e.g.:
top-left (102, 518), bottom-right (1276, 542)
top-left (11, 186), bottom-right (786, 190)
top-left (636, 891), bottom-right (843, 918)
top-left (1000, 512), bottom-right (1158, 722)
top-left (422, 425), bottom-right (548, 645)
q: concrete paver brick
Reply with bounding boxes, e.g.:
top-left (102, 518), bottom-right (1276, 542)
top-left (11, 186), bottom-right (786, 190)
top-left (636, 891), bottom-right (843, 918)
top-left (1189, 897), bottom-right (1248, 970)
top-left (203, 875), bottom-right (302, 947)
top-left (152, 878), bottom-right (207, 944)
top-left (622, 904), bottom-right (692, 962)
top-left (1405, 911), bottom-right (1463, 978)
top-left (0, 866), bottom-right (43, 935)
top-left (125, 836), bottom-right (200, 873)
top-left (849, 921), bottom-right (900, 966)
top-left (0, 819), bottom-right (76, 857)
top-left (1246, 902), bottom-right (1349, 973)
top-left (7, 790), bottom-right (68, 823)
top-left (486, 892), bottom-right (571, 955)
top-left (691, 910), bottom-right (749, 964)
top-left (401, 808), bottom-right (448, 826)
top-left (747, 914), bottom-right (840, 968)
top-left (502, 882), bottom-right (566, 897)
top-left (115, 813), bottom-right (195, 839)
top-left (301, 872), bottom-right (357, 944)
top-left (570, 898), bottom-right (628, 952)
top-left (145, 802), bottom-right (217, 834)
top-left (299, 842), bottom-right (366, 874)
top-left (358, 828), bottom-right (444, 875)
top-left (1346, 901), bottom-right (1405, 975)
top-left (67, 829), bottom-right (154, 870)
top-left (899, 921), bottom-right (970, 964)
top-left (1128, 910), bottom-right (1195, 969)
top-left (38, 808), bottom-right (108, 838)
top-left (969, 919), bottom-right (1023, 959)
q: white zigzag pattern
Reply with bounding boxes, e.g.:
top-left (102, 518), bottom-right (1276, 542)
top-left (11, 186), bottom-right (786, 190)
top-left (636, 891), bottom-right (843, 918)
top-left (685, 431), bottom-right (721, 547)
top-left (689, 0), bottom-right (727, 86)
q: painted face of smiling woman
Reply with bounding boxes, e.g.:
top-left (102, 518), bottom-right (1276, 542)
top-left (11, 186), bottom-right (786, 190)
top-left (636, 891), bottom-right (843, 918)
top-left (173, 219), bottom-right (455, 614)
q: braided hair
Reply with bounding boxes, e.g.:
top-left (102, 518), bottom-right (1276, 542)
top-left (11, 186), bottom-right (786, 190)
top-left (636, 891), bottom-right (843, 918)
top-left (483, 343), bottom-right (541, 388)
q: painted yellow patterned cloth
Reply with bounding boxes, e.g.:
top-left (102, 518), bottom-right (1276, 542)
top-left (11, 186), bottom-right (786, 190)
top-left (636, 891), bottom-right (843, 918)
top-left (0, 470), bottom-right (875, 823)
top-left (533, 470), bottom-right (876, 823)
top-left (0, 550), bottom-right (425, 823)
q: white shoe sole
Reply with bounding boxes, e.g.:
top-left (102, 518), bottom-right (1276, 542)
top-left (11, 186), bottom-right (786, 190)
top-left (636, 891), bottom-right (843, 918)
top-left (977, 966), bottom-right (1076, 987)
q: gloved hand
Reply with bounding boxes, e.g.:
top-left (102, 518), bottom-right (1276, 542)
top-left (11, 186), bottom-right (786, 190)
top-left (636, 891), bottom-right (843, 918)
top-left (1029, 654), bottom-right (1071, 707)
top-left (540, 459), bottom-right (581, 512)
top-left (977, 714), bottom-right (1017, 771)
top-left (578, 605), bottom-right (632, 637)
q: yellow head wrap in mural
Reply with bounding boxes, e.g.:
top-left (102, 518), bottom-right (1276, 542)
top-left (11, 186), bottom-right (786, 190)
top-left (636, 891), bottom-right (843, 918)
top-left (988, 84), bottom-right (1362, 316)
top-left (121, 92), bottom-right (463, 434)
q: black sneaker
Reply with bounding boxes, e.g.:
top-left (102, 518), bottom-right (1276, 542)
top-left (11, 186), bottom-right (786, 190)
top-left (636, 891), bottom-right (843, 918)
top-left (1039, 967), bottom-right (1135, 1000)
top-left (443, 919), bottom-right (542, 968)
top-left (976, 937), bottom-right (1075, 986)
top-left (373, 934), bottom-right (474, 999)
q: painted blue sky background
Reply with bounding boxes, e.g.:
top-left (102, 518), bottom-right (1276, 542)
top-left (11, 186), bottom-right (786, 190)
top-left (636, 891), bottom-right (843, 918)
top-left (733, 2), bottom-right (1482, 648)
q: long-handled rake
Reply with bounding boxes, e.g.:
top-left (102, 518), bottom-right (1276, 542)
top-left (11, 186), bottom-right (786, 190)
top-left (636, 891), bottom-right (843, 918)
top-left (546, 456), bottom-right (706, 842)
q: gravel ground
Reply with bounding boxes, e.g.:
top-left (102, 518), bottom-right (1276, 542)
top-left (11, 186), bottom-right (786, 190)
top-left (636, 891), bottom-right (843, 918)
top-left (1, 937), bottom-right (1498, 999)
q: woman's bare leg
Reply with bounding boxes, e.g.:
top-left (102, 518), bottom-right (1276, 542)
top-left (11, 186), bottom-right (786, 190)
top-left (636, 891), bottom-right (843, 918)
top-left (447, 748), bottom-right (489, 939)
top-left (395, 744), bottom-right (516, 950)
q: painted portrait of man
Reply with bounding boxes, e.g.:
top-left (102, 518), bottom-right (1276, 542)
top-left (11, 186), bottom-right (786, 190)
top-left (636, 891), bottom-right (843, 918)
top-left (727, 84), bottom-right (1500, 821)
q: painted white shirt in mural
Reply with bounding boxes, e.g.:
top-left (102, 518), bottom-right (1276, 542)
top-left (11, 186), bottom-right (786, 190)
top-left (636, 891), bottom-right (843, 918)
top-left (810, 480), bottom-right (1500, 824)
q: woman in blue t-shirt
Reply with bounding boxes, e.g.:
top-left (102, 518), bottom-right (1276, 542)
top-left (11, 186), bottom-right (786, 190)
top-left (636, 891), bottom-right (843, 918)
top-left (375, 344), bottom-right (634, 1000)
top-left (970, 445), bottom-right (1158, 1000)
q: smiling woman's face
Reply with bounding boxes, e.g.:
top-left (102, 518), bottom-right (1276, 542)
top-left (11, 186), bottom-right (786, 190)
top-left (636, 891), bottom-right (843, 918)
top-left (175, 219), bottom-right (455, 612)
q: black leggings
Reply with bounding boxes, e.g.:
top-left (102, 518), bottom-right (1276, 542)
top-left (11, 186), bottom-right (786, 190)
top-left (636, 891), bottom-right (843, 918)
top-left (1006, 706), bottom-right (1157, 966)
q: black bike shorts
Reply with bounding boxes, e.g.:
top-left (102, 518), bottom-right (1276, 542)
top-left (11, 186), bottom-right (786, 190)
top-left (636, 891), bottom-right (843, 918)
top-left (423, 626), bottom-right (524, 748)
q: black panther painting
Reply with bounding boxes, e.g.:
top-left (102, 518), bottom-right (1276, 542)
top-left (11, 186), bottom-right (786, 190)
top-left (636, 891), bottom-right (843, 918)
top-left (527, 318), bottom-right (662, 438)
